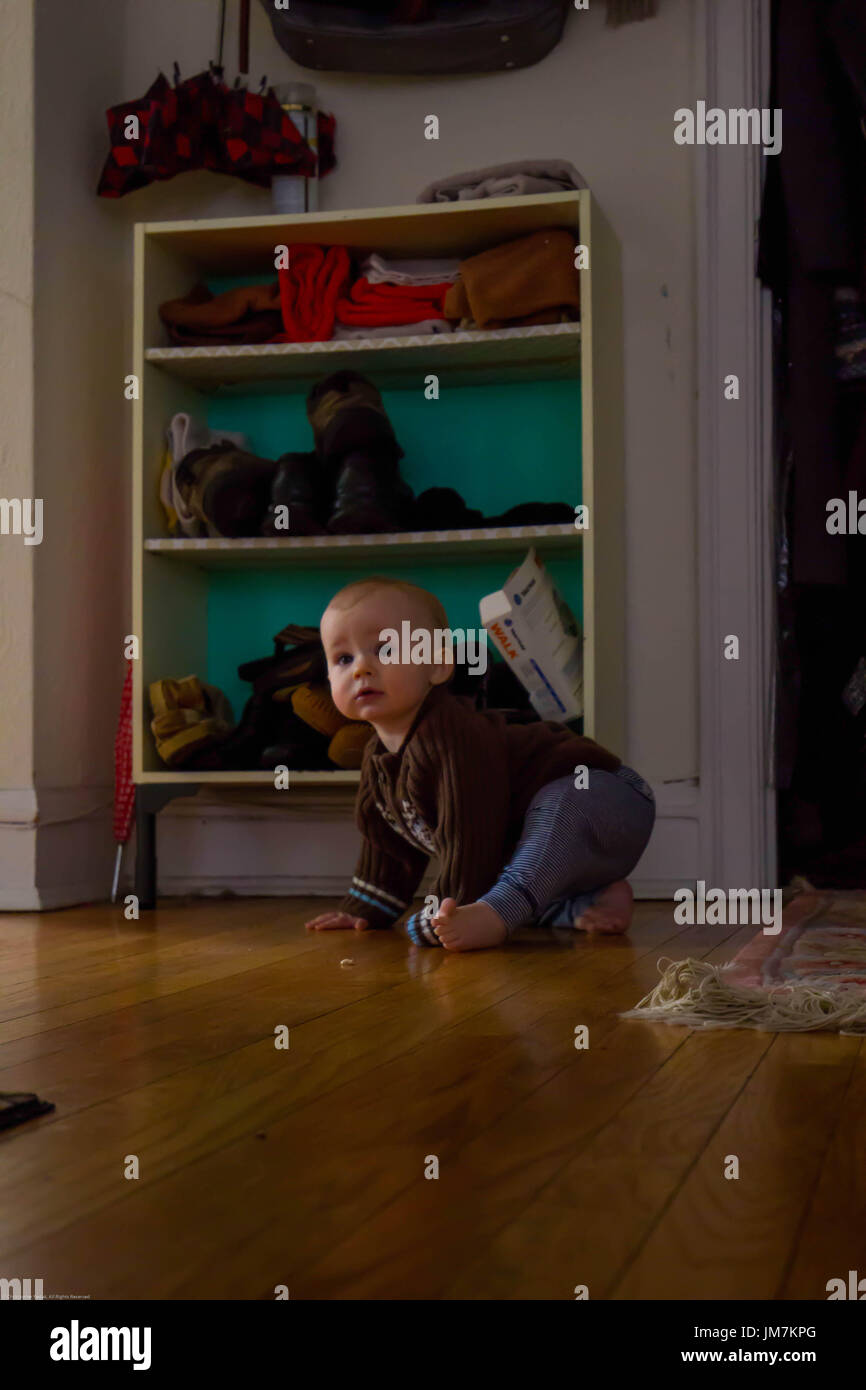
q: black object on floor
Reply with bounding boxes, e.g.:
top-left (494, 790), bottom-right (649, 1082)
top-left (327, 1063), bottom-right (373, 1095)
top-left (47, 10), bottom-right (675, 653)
top-left (0, 1091), bottom-right (55, 1132)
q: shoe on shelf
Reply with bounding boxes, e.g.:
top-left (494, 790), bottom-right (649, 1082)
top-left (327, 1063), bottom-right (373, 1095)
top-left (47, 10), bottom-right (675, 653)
top-left (326, 451), bottom-right (416, 534)
top-left (237, 625), bottom-right (327, 696)
top-left (261, 451), bottom-right (331, 536)
top-left (148, 676), bottom-right (234, 767)
top-left (412, 486), bottom-right (484, 531)
top-left (174, 444), bottom-right (279, 538)
top-left (306, 369), bottom-right (403, 469)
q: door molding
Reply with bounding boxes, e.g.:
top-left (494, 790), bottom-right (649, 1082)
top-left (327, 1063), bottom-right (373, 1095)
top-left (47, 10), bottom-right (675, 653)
top-left (694, 0), bottom-right (776, 887)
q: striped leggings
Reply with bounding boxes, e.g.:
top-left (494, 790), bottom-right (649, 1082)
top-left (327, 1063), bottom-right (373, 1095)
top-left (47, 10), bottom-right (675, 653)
top-left (477, 765), bottom-right (657, 935)
top-left (405, 765), bottom-right (656, 946)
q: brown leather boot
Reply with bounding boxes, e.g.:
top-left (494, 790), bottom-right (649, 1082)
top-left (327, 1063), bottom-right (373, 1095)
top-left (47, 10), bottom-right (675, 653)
top-left (175, 444), bottom-right (278, 537)
top-left (326, 451), bottom-right (416, 533)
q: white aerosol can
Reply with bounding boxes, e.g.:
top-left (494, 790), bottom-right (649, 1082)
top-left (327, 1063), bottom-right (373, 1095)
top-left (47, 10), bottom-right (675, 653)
top-left (271, 81), bottom-right (318, 214)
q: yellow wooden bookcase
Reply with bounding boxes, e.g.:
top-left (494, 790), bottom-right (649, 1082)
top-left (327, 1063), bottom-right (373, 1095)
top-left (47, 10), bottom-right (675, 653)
top-left (131, 191), bottom-right (624, 805)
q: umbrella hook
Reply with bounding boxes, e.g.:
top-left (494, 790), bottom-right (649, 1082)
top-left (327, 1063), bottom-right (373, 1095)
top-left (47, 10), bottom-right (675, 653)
top-left (216, 0), bottom-right (227, 70)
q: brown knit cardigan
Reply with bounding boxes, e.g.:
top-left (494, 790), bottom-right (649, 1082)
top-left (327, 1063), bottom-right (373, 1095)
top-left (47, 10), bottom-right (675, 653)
top-left (338, 683), bottom-right (621, 930)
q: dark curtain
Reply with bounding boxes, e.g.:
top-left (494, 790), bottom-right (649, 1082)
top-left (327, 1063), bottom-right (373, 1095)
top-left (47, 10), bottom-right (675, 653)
top-left (759, 0), bottom-right (866, 880)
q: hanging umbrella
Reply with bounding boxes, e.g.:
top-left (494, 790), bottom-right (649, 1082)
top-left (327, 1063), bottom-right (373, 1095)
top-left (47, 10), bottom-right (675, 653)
top-left (218, 77), bottom-right (318, 186)
top-left (96, 3), bottom-right (335, 198)
top-left (96, 71), bottom-right (174, 197)
top-left (97, 63), bottom-right (325, 197)
top-left (112, 660), bottom-right (135, 903)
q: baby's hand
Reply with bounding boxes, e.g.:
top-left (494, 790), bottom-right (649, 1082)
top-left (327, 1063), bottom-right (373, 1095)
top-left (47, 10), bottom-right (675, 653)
top-left (305, 911), bottom-right (370, 931)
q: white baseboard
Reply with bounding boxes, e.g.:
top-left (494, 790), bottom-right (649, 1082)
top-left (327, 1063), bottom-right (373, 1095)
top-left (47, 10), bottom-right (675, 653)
top-left (1, 780), bottom-right (702, 910)
top-left (130, 780), bottom-right (702, 904)
top-left (0, 786), bottom-right (113, 910)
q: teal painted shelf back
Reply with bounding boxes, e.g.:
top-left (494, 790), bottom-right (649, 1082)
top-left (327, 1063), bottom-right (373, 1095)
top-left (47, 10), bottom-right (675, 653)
top-left (204, 381), bottom-right (582, 717)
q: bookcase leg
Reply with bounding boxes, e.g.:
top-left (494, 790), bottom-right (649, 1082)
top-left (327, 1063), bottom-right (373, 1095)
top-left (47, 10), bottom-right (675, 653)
top-left (134, 785), bottom-right (201, 910)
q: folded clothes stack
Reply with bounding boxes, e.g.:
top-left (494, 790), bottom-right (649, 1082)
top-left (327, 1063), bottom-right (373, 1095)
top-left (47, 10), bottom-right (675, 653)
top-left (156, 233), bottom-right (580, 344)
top-left (157, 249), bottom-right (464, 346)
top-left (332, 319), bottom-right (453, 339)
top-left (273, 243), bottom-right (352, 342)
top-left (159, 282), bottom-right (283, 346)
top-left (417, 158), bottom-right (587, 204)
top-left (444, 228), bottom-right (581, 330)
top-left (361, 252), bottom-right (462, 285)
top-left (332, 252), bottom-right (460, 337)
top-left (334, 276), bottom-right (453, 328)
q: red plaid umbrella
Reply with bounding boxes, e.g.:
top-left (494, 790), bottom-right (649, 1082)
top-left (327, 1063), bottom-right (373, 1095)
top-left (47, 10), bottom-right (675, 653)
top-left (97, 71), bottom-right (175, 197)
top-left (217, 77), bottom-right (317, 186)
top-left (112, 661), bottom-right (135, 902)
top-left (97, 65), bottom-right (329, 197)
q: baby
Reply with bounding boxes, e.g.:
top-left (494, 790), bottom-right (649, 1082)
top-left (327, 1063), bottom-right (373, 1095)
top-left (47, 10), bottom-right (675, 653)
top-left (305, 577), bottom-right (656, 951)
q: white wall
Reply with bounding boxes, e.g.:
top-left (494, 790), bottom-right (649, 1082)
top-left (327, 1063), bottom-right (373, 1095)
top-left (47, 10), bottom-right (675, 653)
top-left (0, 0), bottom-right (37, 900)
top-left (1, 0), bottom-right (698, 906)
top-left (114, 0), bottom-right (698, 781)
top-left (0, 0), bottom-right (36, 787)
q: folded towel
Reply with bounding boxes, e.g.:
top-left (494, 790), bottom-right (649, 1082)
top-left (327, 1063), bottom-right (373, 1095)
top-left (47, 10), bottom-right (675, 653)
top-left (335, 275), bottom-right (451, 326)
top-left (160, 281), bottom-right (281, 328)
top-left (417, 158), bottom-right (587, 205)
top-left (158, 282), bottom-right (283, 345)
top-left (274, 244), bottom-right (352, 342)
top-left (332, 318), bottom-right (454, 339)
top-left (361, 252), bottom-right (462, 285)
top-left (444, 229), bottom-right (580, 329)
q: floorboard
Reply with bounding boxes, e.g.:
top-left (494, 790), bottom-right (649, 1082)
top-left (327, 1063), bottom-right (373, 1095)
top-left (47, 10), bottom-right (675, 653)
top-left (0, 898), bottom-right (860, 1300)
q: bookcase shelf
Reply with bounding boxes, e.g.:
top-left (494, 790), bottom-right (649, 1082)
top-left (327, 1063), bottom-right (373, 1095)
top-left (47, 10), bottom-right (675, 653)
top-left (132, 190), bottom-right (624, 796)
top-left (145, 322), bottom-right (581, 392)
top-left (144, 523), bottom-right (580, 569)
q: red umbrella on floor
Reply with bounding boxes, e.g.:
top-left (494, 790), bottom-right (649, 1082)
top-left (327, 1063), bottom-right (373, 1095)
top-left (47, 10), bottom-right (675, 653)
top-left (112, 660), bottom-right (135, 903)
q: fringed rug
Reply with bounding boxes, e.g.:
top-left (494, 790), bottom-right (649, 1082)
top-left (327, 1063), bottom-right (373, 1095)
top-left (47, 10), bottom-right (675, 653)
top-left (622, 881), bottom-right (866, 1034)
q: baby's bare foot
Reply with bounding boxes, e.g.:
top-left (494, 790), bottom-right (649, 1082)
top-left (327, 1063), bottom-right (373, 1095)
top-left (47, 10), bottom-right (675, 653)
top-left (432, 897), bottom-right (508, 951)
top-left (575, 880), bottom-right (633, 934)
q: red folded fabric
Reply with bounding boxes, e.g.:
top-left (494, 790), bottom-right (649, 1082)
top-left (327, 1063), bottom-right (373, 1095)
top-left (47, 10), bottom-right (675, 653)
top-left (273, 244), bottom-right (352, 342)
top-left (335, 275), bottom-right (451, 326)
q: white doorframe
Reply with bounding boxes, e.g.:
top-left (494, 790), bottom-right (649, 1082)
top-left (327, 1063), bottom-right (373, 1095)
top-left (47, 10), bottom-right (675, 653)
top-left (694, 0), bottom-right (777, 888)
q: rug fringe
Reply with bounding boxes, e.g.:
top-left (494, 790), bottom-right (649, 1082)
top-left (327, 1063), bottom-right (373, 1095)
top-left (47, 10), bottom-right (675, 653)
top-left (620, 956), bottom-right (866, 1033)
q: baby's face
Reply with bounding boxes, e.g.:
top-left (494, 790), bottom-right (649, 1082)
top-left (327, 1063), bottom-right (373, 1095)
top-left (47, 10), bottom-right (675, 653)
top-left (321, 594), bottom-right (441, 729)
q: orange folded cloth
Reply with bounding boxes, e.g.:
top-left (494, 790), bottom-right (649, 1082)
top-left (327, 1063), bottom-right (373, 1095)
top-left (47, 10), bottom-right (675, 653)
top-left (335, 276), bottom-right (451, 326)
top-left (274, 244), bottom-right (353, 342)
top-left (444, 228), bottom-right (580, 329)
top-left (160, 282), bottom-right (281, 328)
top-left (444, 276), bottom-right (572, 329)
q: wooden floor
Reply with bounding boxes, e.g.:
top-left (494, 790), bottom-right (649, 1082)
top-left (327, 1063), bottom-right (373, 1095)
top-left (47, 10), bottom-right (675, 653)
top-left (1, 897), bottom-right (864, 1301)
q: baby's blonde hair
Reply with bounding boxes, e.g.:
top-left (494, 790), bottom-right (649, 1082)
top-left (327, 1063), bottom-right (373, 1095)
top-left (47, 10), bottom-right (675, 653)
top-left (323, 576), bottom-right (455, 682)
top-left (324, 575), bottom-right (450, 632)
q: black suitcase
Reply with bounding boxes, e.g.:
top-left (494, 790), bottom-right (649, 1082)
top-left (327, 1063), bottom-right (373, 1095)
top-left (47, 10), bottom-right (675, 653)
top-left (258, 0), bottom-right (571, 76)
